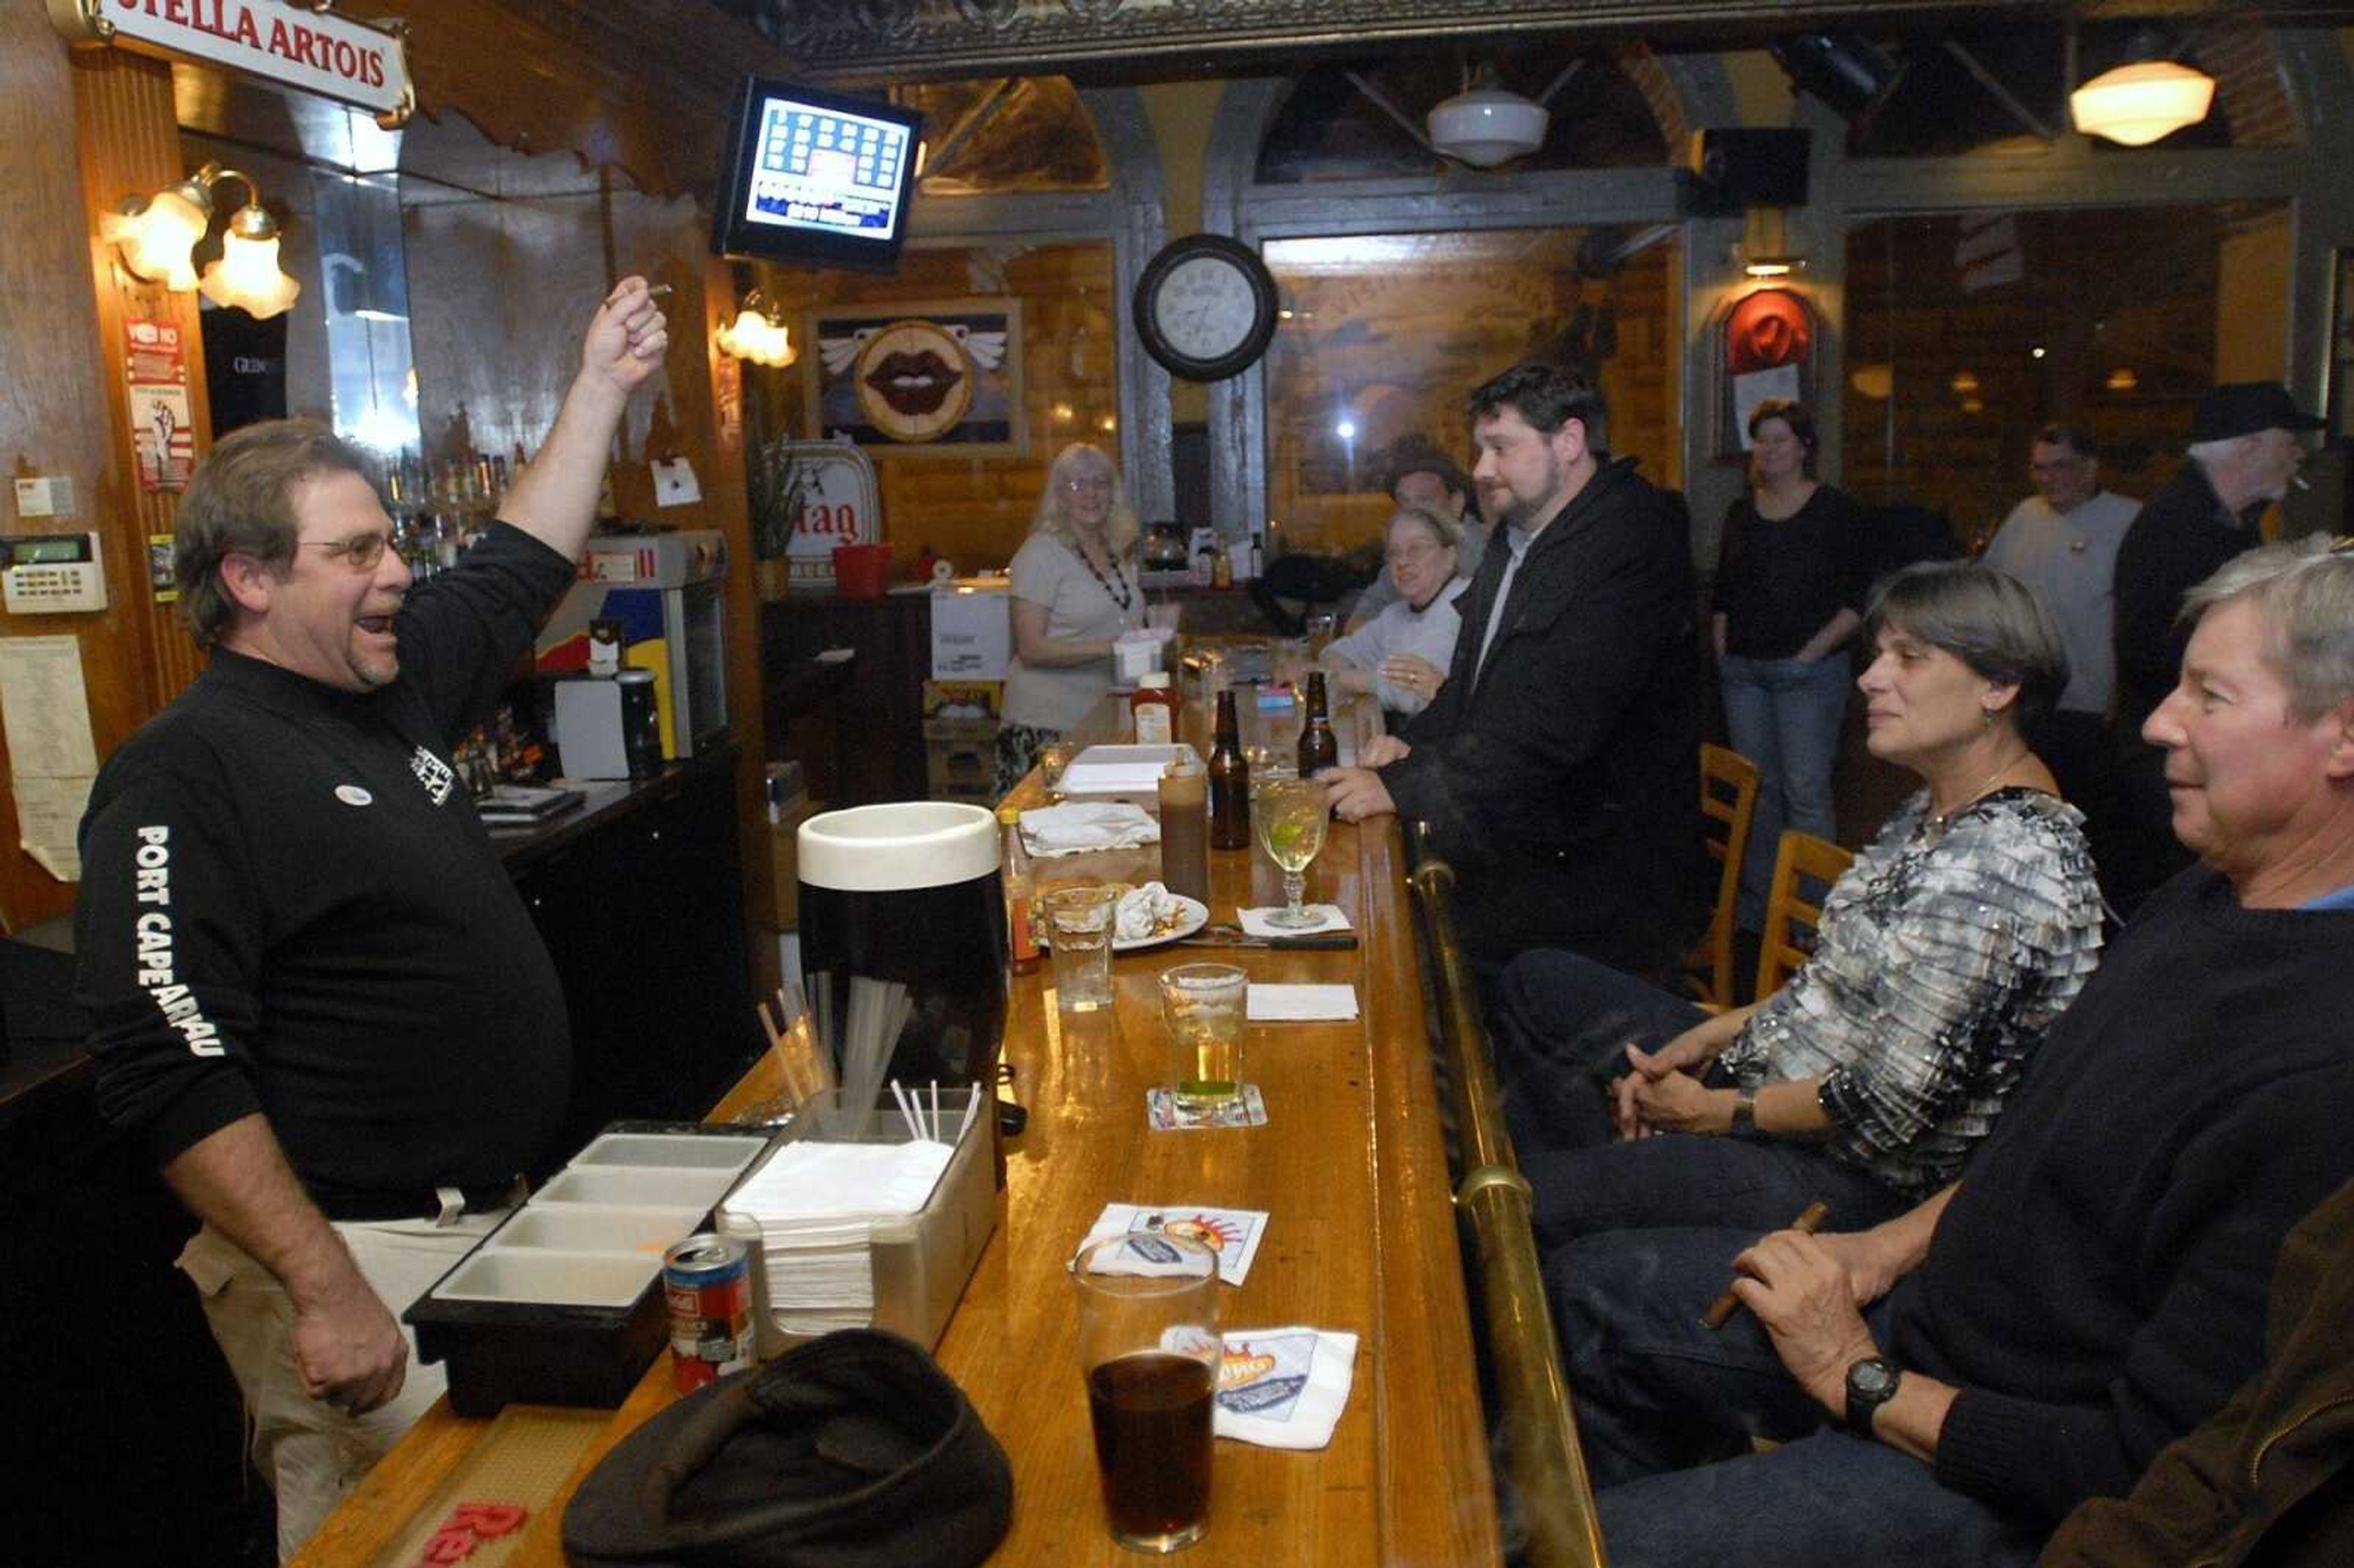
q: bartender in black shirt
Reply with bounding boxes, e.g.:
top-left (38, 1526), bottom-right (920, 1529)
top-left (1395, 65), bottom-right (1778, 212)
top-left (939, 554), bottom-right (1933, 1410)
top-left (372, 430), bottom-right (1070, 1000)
top-left (75, 280), bottom-right (668, 1560)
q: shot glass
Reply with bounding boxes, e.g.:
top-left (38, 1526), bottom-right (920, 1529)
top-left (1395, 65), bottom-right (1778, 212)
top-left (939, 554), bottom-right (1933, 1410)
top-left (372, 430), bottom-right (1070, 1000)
top-left (1158, 962), bottom-right (1248, 1114)
top-left (1071, 1233), bottom-right (1221, 1554)
top-left (1042, 885), bottom-right (1120, 1013)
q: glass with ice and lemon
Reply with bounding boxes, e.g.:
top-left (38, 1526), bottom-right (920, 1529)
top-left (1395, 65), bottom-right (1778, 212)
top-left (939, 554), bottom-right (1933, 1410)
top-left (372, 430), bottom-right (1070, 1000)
top-left (1254, 778), bottom-right (1329, 929)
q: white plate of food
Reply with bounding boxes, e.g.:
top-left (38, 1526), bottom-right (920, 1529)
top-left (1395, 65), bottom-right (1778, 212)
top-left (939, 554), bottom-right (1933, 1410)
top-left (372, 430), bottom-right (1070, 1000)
top-left (1038, 884), bottom-right (1208, 952)
top-left (1114, 892), bottom-right (1208, 951)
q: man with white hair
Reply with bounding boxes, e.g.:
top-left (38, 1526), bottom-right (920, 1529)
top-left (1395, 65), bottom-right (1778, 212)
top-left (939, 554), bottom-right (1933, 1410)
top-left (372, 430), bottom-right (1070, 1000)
top-left (2108, 382), bottom-right (2324, 910)
top-left (1548, 536), bottom-right (2354, 1567)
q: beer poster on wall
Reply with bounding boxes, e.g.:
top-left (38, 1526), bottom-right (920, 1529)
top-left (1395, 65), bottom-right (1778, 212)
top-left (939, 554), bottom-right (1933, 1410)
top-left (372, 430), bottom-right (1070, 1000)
top-left (124, 319), bottom-right (195, 492)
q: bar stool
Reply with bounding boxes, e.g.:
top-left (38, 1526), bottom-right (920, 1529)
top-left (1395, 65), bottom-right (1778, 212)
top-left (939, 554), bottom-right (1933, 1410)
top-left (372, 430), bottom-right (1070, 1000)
top-left (1682, 743), bottom-right (1761, 1008)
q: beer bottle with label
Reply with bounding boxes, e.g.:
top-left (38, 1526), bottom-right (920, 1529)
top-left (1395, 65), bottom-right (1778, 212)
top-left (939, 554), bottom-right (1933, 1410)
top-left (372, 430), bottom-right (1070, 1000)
top-left (1208, 689), bottom-right (1251, 850)
top-left (1297, 671), bottom-right (1339, 777)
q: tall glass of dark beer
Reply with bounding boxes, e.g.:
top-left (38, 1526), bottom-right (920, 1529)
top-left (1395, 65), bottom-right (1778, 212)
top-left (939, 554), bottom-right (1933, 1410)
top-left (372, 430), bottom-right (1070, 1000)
top-left (1071, 1233), bottom-right (1221, 1553)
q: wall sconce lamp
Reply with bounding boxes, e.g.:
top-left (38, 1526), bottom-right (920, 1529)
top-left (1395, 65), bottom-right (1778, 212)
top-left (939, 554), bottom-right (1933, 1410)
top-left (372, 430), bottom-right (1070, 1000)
top-left (102, 162), bottom-right (301, 319)
top-left (1734, 208), bottom-right (1805, 280)
top-left (716, 290), bottom-right (796, 368)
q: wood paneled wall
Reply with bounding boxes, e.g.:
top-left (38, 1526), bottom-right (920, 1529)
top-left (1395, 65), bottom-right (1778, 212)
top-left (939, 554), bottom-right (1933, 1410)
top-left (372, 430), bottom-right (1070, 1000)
top-left (1, 9), bottom-right (203, 934)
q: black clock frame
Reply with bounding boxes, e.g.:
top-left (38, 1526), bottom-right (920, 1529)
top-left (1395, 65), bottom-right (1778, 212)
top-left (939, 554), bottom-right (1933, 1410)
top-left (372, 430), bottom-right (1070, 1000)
top-left (1132, 232), bottom-right (1281, 383)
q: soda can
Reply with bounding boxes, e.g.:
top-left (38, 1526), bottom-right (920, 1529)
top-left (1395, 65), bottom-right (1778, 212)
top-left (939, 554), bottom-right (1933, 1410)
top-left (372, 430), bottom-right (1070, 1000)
top-left (664, 1233), bottom-right (754, 1393)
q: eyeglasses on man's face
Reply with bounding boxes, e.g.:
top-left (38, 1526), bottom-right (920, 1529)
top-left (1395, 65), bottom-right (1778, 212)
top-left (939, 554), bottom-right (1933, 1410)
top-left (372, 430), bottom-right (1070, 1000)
top-left (299, 530), bottom-right (395, 572)
top-left (1384, 541), bottom-right (1449, 568)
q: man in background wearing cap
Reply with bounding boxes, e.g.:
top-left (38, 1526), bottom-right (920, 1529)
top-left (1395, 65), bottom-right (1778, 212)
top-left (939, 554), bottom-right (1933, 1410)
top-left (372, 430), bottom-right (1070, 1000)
top-left (2108, 382), bottom-right (2323, 913)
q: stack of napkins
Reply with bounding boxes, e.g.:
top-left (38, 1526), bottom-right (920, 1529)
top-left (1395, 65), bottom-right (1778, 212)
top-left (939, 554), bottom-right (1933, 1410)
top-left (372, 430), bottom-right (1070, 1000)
top-left (1058, 744), bottom-right (1192, 798)
top-left (719, 1140), bottom-right (954, 1338)
top-left (1020, 802), bottom-right (1160, 857)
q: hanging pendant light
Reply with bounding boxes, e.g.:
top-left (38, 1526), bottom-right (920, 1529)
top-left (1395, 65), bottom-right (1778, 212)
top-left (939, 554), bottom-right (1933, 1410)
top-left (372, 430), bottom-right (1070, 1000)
top-left (2070, 58), bottom-right (2215, 146)
top-left (1427, 66), bottom-right (1549, 168)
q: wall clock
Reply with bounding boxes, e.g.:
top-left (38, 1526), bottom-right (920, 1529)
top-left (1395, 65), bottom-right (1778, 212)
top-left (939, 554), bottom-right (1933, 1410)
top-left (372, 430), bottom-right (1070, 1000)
top-left (1133, 234), bottom-right (1280, 382)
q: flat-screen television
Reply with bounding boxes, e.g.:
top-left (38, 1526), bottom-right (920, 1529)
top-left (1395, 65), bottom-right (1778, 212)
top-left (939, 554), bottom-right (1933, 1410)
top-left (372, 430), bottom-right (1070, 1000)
top-left (710, 77), bottom-right (924, 273)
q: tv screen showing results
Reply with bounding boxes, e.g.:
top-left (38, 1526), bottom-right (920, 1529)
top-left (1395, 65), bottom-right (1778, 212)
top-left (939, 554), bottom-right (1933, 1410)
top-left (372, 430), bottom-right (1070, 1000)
top-left (744, 99), bottom-right (910, 240)
top-left (712, 79), bottom-right (923, 273)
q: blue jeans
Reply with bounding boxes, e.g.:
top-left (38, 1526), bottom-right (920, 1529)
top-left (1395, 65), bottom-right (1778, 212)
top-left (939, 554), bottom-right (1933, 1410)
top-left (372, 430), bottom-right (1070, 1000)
top-left (1720, 650), bottom-right (1851, 930)
top-left (1551, 1227), bottom-right (2047, 1567)
top-left (1491, 950), bottom-right (1910, 1245)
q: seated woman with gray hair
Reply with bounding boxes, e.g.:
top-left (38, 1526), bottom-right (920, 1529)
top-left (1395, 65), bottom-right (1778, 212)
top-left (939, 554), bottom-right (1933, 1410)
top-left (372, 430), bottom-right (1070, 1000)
top-left (1489, 560), bottom-right (2108, 1241)
top-left (1317, 505), bottom-right (1469, 726)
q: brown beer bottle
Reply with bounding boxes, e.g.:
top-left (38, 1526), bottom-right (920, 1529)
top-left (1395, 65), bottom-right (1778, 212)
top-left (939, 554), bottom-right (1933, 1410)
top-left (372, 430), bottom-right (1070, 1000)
top-left (1208, 689), bottom-right (1251, 850)
top-left (1297, 671), bottom-right (1339, 777)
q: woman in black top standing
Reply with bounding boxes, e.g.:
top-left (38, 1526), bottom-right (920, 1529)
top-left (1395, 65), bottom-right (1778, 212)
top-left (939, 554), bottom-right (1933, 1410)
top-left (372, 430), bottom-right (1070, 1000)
top-left (1713, 400), bottom-right (1874, 932)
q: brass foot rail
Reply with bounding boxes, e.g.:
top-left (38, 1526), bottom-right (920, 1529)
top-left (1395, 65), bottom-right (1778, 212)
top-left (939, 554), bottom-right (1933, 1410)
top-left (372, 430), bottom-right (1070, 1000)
top-left (1410, 828), bottom-right (1607, 1568)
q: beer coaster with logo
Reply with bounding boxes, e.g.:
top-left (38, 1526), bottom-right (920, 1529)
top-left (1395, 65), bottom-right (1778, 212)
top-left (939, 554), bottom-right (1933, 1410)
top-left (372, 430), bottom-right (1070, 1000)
top-left (1077, 1203), bottom-right (1269, 1286)
top-left (1215, 1327), bottom-right (1359, 1450)
top-left (1147, 1084), bottom-right (1268, 1130)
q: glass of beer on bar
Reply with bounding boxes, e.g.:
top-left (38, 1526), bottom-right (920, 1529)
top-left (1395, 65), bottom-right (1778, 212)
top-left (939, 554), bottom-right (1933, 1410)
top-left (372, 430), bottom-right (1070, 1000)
top-left (1072, 1233), bottom-right (1221, 1553)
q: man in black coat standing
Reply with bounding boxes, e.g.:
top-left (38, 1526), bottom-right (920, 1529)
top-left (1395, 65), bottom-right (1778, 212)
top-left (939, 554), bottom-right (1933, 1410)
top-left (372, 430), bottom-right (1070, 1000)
top-left (1322, 363), bottom-right (1701, 980)
top-left (2108, 382), bottom-right (2322, 913)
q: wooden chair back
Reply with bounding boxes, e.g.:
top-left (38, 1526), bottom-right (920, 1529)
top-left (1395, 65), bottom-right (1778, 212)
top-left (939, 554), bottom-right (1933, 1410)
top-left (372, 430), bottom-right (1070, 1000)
top-left (1753, 829), bottom-right (1854, 1002)
top-left (1683, 744), bottom-right (1761, 1007)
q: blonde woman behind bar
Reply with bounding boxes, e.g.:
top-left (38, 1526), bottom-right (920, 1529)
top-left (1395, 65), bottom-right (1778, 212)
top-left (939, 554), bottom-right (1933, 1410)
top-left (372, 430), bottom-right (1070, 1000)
top-left (997, 443), bottom-right (1145, 796)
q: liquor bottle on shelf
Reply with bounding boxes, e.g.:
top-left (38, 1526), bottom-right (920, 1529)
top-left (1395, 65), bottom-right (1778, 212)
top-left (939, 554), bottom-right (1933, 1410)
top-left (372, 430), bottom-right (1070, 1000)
top-left (1297, 671), bottom-right (1339, 777)
top-left (1207, 689), bottom-right (1251, 850)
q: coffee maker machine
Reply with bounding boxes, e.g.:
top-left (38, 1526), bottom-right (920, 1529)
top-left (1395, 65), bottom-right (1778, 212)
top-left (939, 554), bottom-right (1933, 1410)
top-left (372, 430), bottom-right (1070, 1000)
top-left (1140, 521), bottom-right (1193, 587)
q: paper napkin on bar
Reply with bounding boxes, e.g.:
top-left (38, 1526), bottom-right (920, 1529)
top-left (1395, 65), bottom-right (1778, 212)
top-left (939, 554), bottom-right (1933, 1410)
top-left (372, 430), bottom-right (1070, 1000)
top-left (1235, 905), bottom-right (1350, 938)
top-left (1077, 1203), bottom-right (1268, 1287)
top-left (1216, 1327), bottom-right (1358, 1450)
top-left (1246, 983), bottom-right (1359, 1022)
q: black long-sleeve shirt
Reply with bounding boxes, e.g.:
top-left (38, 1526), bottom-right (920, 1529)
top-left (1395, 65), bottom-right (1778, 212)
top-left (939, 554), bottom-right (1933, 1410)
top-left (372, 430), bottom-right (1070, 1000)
top-left (1885, 866), bottom-right (2354, 1525)
top-left (2111, 460), bottom-right (2261, 734)
top-left (1713, 484), bottom-right (1874, 659)
top-left (76, 523), bottom-right (577, 1216)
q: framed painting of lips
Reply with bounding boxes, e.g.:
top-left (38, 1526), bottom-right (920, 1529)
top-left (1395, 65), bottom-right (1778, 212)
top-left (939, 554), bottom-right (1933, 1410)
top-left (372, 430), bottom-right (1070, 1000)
top-left (806, 297), bottom-right (1027, 458)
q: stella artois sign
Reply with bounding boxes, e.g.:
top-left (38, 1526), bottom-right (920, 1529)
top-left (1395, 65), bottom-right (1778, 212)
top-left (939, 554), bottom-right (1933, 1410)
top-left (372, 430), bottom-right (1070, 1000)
top-left (49, 0), bottom-right (414, 126)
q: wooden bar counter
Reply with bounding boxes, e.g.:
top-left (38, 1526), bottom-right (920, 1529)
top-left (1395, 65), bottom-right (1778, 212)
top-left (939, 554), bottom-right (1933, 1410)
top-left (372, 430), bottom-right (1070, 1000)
top-left (296, 691), bottom-right (1499, 1566)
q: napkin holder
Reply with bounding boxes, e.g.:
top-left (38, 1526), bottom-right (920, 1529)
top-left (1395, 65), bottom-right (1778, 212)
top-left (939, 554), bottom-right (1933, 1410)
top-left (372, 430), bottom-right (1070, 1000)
top-left (717, 1085), bottom-right (997, 1357)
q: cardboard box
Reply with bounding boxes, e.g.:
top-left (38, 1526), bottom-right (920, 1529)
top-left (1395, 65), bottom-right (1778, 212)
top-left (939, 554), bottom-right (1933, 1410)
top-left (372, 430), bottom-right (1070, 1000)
top-left (768, 797), bottom-right (826, 930)
top-left (930, 582), bottom-right (1011, 680)
top-left (926, 733), bottom-right (996, 802)
top-left (922, 679), bottom-right (1002, 720)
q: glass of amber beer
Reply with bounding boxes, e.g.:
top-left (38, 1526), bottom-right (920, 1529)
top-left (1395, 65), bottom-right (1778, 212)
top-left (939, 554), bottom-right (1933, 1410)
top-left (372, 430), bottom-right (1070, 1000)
top-left (1071, 1232), bottom-right (1221, 1553)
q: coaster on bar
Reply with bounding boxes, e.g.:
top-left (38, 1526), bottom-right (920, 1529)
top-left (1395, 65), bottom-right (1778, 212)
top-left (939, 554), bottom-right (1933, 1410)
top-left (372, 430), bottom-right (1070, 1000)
top-left (1147, 1084), bottom-right (1268, 1131)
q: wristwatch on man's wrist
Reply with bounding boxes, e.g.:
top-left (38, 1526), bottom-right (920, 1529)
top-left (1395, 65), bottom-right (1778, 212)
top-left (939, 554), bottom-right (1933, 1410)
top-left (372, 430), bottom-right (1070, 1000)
top-left (1729, 1086), bottom-right (1757, 1136)
top-left (1844, 1356), bottom-right (1902, 1439)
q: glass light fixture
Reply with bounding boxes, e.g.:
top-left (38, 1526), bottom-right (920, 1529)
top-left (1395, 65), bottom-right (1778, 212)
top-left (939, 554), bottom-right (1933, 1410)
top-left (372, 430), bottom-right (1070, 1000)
top-left (715, 289), bottom-right (796, 368)
top-left (200, 200), bottom-right (301, 319)
top-left (105, 162), bottom-right (301, 318)
top-left (101, 172), bottom-right (214, 291)
top-left (1426, 67), bottom-right (1548, 167)
top-left (2070, 59), bottom-right (2215, 147)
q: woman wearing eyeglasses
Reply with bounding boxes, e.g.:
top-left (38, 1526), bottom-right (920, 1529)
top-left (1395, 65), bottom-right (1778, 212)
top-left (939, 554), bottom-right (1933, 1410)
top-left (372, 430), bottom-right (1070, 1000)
top-left (1319, 505), bottom-right (1468, 728)
top-left (997, 442), bottom-right (1146, 796)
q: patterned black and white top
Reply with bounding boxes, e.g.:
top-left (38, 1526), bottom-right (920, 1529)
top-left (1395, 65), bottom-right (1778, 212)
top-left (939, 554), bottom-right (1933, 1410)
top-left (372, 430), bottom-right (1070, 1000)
top-left (1716, 786), bottom-right (2106, 1199)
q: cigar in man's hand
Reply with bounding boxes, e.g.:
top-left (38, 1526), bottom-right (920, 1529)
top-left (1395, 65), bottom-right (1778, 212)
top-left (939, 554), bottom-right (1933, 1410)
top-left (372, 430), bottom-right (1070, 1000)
top-left (1702, 1200), bottom-right (1830, 1329)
